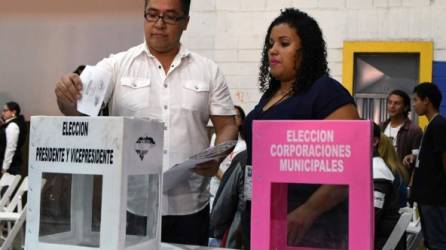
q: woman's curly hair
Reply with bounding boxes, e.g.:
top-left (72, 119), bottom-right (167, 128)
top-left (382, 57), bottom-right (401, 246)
top-left (259, 8), bottom-right (329, 95)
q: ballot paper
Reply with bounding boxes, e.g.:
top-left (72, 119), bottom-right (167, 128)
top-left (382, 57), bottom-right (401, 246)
top-left (77, 65), bottom-right (111, 116)
top-left (163, 140), bottom-right (238, 192)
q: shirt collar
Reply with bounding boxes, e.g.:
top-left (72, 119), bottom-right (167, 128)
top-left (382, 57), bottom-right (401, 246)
top-left (4, 117), bottom-right (16, 124)
top-left (384, 117), bottom-right (412, 131)
top-left (138, 41), bottom-right (191, 60)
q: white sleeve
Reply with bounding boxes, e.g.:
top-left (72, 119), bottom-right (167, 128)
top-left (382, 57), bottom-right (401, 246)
top-left (2, 123), bottom-right (20, 170)
top-left (209, 66), bottom-right (235, 116)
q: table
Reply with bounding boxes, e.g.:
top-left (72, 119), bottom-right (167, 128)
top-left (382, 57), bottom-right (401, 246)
top-left (161, 243), bottom-right (234, 250)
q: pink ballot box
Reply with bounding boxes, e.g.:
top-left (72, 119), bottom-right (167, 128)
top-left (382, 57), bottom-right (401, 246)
top-left (251, 120), bottom-right (373, 250)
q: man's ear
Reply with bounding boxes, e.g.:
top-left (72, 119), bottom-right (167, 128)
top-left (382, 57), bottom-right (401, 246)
top-left (182, 16), bottom-right (190, 31)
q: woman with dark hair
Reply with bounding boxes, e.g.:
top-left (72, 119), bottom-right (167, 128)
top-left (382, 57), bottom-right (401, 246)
top-left (243, 8), bottom-right (359, 249)
top-left (234, 105), bottom-right (246, 138)
top-left (0, 101), bottom-right (26, 175)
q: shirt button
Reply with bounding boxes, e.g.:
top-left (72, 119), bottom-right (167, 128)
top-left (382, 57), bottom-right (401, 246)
top-left (164, 84), bottom-right (168, 88)
top-left (158, 65), bottom-right (162, 69)
top-left (163, 150), bottom-right (167, 154)
top-left (164, 105), bottom-right (168, 110)
top-left (195, 86), bottom-right (199, 90)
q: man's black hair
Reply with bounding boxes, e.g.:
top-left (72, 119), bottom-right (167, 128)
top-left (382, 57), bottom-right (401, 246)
top-left (144, 0), bottom-right (191, 16)
top-left (413, 82), bottom-right (442, 110)
top-left (388, 89), bottom-right (411, 117)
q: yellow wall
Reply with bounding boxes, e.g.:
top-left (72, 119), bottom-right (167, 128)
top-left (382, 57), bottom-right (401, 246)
top-left (342, 41), bottom-right (433, 128)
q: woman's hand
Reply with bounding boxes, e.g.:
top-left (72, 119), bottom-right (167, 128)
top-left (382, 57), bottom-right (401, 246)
top-left (287, 203), bottom-right (318, 245)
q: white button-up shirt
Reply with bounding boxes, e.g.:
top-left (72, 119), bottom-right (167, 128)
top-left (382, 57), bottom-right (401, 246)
top-left (95, 43), bottom-right (235, 215)
top-left (2, 117), bottom-right (20, 171)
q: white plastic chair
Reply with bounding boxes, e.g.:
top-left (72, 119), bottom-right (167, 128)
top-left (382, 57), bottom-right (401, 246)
top-left (0, 177), bottom-right (29, 250)
top-left (406, 203), bottom-right (423, 250)
top-left (0, 174), bottom-right (22, 210)
top-left (382, 207), bottom-right (413, 250)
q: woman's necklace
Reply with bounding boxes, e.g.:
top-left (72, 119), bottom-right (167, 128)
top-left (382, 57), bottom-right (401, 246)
top-left (262, 89), bottom-right (293, 112)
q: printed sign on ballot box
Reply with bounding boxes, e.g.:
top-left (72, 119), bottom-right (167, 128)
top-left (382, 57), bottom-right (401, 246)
top-left (251, 120), bottom-right (373, 250)
top-left (26, 116), bottom-right (163, 250)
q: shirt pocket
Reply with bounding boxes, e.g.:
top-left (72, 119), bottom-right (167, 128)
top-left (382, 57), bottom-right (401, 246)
top-left (118, 77), bottom-right (151, 111)
top-left (181, 80), bottom-right (210, 111)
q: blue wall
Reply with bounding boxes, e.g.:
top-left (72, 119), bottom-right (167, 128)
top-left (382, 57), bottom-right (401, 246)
top-left (433, 61), bottom-right (446, 116)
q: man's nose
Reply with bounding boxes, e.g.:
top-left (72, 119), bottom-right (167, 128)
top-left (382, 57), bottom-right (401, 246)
top-left (154, 17), bottom-right (166, 28)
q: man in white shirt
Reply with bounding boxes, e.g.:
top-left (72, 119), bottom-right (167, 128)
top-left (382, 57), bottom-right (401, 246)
top-left (1, 106), bottom-right (19, 174)
top-left (55, 0), bottom-right (238, 246)
top-left (0, 102), bottom-right (26, 175)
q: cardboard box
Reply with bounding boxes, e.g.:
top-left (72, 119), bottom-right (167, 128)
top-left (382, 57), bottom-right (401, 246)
top-left (251, 120), bottom-right (373, 250)
top-left (25, 116), bottom-right (163, 250)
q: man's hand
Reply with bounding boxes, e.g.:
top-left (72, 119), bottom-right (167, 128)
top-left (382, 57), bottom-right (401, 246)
top-left (55, 73), bottom-right (84, 115)
top-left (403, 154), bottom-right (417, 167)
top-left (55, 73), bottom-right (83, 104)
top-left (193, 159), bottom-right (220, 177)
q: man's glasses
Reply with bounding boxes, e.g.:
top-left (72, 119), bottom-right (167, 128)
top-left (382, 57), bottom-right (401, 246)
top-left (144, 11), bottom-right (186, 25)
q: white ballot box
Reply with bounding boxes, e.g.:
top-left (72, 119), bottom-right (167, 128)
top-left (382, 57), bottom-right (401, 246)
top-left (25, 116), bottom-right (164, 250)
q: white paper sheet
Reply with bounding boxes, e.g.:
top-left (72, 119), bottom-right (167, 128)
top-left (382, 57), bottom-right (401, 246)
top-left (163, 140), bottom-right (237, 192)
top-left (77, 65), bottom-right (111, 116)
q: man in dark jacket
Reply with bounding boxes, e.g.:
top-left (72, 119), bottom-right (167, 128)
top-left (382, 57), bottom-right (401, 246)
top-left (380, 89), bottom-right (423, 163)
top-left (210, 150), bottom-right (247, 248)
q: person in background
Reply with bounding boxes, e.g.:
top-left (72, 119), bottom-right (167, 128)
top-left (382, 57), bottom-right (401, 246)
top-left (54, 0), bottom-right (237, 246)
top-left (380, 89), bottom-right (422, 206)
top-left (242, 8), bottom-right (359, 249)
top-left (377, 129), bottom-right (409, 193)
top-left (209, 150), bottom-right (247, 249)
top-left (209, 105), bottom-right (246, 207)
top-left (208, 105), bottom-right (247, 248)
top-left (381, 89), bottom-right (422, 162)
top-left (404, 83), bottom-right (446, 250)
top-left (373, 123), bottom-right (407, 250)
top-left (0, 101), bottom-right (26, 175)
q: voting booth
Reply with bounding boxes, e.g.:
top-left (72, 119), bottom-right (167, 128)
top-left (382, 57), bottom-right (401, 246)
top-left (251, 120), bottom-right (373, 250)
top-left (25, 116), bottom-right (164, 250)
